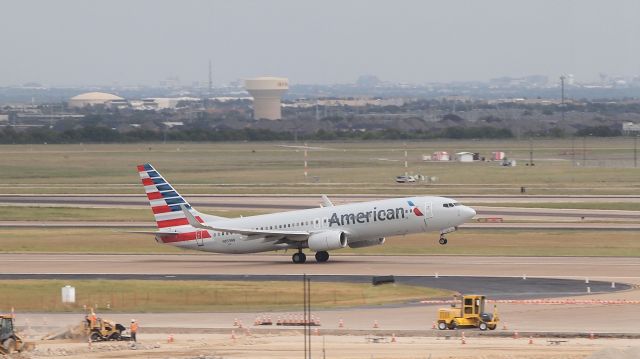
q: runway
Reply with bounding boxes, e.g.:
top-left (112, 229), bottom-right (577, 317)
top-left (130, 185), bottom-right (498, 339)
top-left (1, 254), bottom-right (638, 283)
top-left (1, 194), bottom-right (638, 223)
top-left (0, 273), bottom-right (626, 300)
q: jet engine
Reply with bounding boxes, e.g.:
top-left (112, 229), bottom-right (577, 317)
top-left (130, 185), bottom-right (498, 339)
top-left (307, 231), bottom-right (347, 251)
top-left (348, 237), bottom-right (385, 249)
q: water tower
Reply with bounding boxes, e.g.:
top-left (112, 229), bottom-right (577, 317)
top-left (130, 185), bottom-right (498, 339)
top-left (245, 77), bottom-right (288, 120)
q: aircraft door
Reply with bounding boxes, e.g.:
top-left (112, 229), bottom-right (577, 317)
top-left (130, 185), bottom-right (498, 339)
top-left (424, 202), bottom-right (434, 218)
top-left (196, 230), bottom-right (204, 246)
top-left (423, 202), bottom-right (434, 229)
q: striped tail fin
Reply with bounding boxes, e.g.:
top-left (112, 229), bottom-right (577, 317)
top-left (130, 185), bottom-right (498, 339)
top-left (137, 163), bottom-right (221, 230)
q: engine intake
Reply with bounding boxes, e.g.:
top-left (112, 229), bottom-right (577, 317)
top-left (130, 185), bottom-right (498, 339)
top-left (308, 231), bottom-right (347, 251)
top-left (348, 237), bottom-right (385, 249)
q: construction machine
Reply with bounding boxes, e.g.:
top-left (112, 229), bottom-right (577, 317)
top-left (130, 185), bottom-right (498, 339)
top-left (84, 315), bottom-right (129, 342)
top-left (436, 294), bottom-right (499, 331)
top-left (1, 314), bottom-right (34, 354)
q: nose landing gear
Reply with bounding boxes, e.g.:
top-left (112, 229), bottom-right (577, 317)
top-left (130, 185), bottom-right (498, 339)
top-left (439, 226), bottom-right (456, 245)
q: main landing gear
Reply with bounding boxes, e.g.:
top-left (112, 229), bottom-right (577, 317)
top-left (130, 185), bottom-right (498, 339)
top-left (292, 250), bottom-right (330, 263)
top-left (315, 251), bottom-right (329, 263)
top-left (292, 250), bottom-right (306, 264)
top-left (439, 236), bottom-right (448, 245)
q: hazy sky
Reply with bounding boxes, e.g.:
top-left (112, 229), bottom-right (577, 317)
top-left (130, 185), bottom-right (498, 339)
top-left (1, 0), bottom-right (639, 86)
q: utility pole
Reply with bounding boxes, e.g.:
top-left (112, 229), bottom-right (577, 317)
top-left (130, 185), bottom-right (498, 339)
top-left (208, 59), bottom-right (213, 96)
top-left (571, 136), bottom-right (575, 167)
top-left (582, 136), bottom-right (587, 165)
top-left (634, 135), bottom-right (638, 168)
top-left (303, 274), bottom-right (307, 359)
top-left (528, 137), bottom-right (534, 166)
top-left (560, 75), bottom-right (566, 122)
top-left (303, 274), bottom-right (311, 359)
top-left (404, 142), bottom-right (408, 177)
top-left (304, 142), bottom-right (308, 179)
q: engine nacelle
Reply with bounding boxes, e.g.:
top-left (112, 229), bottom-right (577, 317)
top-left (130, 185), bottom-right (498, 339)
top-left (307, 231), bottom-right (347, 251)
top-left (348, 237), bottom-right (386, 249)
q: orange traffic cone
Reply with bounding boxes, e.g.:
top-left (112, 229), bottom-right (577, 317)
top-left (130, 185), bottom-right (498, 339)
top-left (513, 330), bottom-right (519, 339)
top-left (432, 321), bottom-right (436, 329)
top-left (234, 318), bottom-right (239, 327)
top-left (528, 336), bottom-right (533, 345)
top-left (231, 330), bottom-right (236, 340)
top-left (338, 319), bottom-right (344, 328)
top-left (589, 332), bottom-right (596, 340)
top-left (167, 334), bottom-right (174, 343)
top-left (373, 320), bottom-right (379, 329)
top-left (314, 328), bottom-right (319, 336)
top-left (391, 333), bottom-right (396, 343)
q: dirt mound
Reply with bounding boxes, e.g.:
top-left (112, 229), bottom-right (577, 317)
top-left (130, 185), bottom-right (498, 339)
top-left (41, 322), bottom-right (86, 341)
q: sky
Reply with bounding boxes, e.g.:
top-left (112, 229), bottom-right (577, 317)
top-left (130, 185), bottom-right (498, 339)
top-left (1, 0), bottom-right (639, 87)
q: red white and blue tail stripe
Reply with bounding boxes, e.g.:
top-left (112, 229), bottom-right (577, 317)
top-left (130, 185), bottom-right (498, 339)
top-left (137, 163), bottom-right (205, 230)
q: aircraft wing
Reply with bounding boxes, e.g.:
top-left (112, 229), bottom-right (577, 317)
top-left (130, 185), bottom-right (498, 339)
top-left (180, 205), bottom-right (310, 240)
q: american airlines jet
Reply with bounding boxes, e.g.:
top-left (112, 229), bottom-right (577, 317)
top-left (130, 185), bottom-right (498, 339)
top-left (137, 164), bottom-right (476, 264)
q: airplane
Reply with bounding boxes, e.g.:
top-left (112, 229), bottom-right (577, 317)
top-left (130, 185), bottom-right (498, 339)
top-left (137, 163), bottom-right (476, 264)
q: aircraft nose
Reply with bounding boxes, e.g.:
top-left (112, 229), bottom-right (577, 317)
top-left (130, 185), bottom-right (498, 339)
top-left (464, 206), bottom-right (476, 220)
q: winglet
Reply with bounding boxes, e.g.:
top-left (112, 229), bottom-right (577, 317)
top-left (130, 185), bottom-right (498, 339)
top-left (321, 195), bottom-right (334, 207)
top-left (180, 204), bottom-right (210, 230)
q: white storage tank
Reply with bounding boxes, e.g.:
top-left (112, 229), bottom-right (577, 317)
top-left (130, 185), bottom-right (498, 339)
top-left (61, 285), bottom-right (76, 303)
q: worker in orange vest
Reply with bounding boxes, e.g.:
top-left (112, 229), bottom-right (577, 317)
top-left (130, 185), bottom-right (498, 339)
top-left (89, 309), bottom-right (97, 329)
top-left (130, 319), bottom-right (138, 342)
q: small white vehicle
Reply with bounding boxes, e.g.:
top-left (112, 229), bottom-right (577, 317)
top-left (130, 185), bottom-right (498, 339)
top-left (395, 175), bottom-right (416, 183)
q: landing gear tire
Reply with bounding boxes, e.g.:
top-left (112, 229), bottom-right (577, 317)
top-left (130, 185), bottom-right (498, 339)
top-left (315, 251), bottom-right (330, 263)
top-left (479, 322), bottom-right (488, 331)
top-left (292, 252), bottom-right (307, 264)
top-left (439, 237), bottom-right (448, 245)
top-left (448, 320), bottom-right (458, 330)
top-left (437, 322), bottom-right (447, 330)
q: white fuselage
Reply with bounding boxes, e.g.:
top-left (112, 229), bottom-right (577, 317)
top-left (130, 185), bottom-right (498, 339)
top-left (165, 196), bottom-right (475, 254)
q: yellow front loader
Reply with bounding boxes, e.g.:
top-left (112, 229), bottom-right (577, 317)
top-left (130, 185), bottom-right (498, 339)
top-left (436, 294), bottom-right (499, 331)
top-left (1, 314), bottom-right (35, 355)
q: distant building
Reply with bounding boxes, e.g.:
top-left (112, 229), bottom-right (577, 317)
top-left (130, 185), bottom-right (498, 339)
top-left (431, 151), bottom-right (450, 161)
top-left (245, 77), bottom-right (288, 120)
top-left (456, 152), bottom-right (475, 162)
top-left (68, 92), bottom-right (124, 108)
top-left (492, 151), bottom-right (506, 161)
top-left (622, 122), bottom-right (640, 135)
